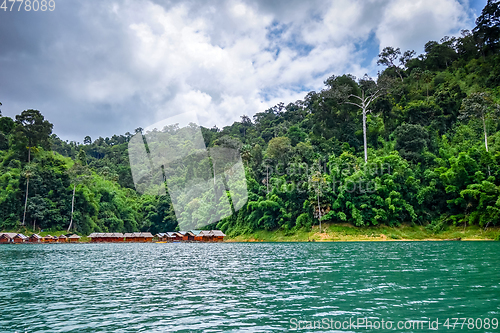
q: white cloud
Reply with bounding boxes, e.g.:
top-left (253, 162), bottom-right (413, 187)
top-left (376, 0), bottom-right (470, 53)
top-left (0, 0), bottom-right (479, 141)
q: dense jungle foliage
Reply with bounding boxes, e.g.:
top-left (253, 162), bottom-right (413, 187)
top-left (1, 0), bottom-right (500, 235)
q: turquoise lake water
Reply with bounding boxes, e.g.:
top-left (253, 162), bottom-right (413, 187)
top-left (0, 242), bottom-right (499, 332)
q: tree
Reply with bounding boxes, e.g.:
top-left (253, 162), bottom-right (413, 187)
top-left (377, 46), bottom-right (415, 81)
top-left (15, 109), bottom-right (53, 162)
top-left (473, 0), bottom-right (500, 54)
top-left (286, 126), bottom-right (307, 146)
top-left (77, 149), bottom-right (87, 165)
top-left (266, 137), bottom-right (291, 163)
top-left (329, 75), bottom-right (386, 163)
top-left (83, 136), bottom-right (92, 145)
top-left (311, 171), bottom-right (326, 232)
top-left (460, 92), bottom-right (500, 152)
top-left (394, 123), bottom-right (429, 162)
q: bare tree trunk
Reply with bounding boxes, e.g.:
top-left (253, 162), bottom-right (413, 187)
top-left (266, 166), bottom-right (269, 193)
top-left (483, 116), bottom-right (488, 152)
top-left (68, 184), bottom-right (76, 232)
top-left (22, 147), bottom-right (32, 226)
top-left (363, 111), bottom-right (368, 163)
top-left (345, 89), bottom-right (381, 164)
top-left (22, 177), bottom-right (29, 226)
top-left (317, 189), bottom-right (321, 233)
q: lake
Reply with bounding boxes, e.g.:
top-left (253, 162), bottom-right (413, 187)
top-left (1, 242), bottom-right (499, 332)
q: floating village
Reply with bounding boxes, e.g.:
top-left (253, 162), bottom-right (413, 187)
top-left (0, 230), bottom-right (226, 244)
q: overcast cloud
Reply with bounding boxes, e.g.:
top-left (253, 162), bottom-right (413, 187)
top-left (0, 0), bottom-right (485, 142)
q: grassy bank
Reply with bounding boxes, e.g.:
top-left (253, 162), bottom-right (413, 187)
top-left (227, 223), bottom-right (500, 242)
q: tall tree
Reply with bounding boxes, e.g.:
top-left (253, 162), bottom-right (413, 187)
top-left (15, 110), bottom-right (52, 225)
top-left (460, 92), bottom-right (500, 152)
top-left (473, 0), bottom-right (500, 54)
top-left (377, 47), bottom-right (415, 81)
top-left (328, 75), bottom-right (386, 163)
top-left (15, 109), bottom-right (53, 162)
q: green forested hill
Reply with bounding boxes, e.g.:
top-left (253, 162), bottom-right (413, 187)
top-left (1, 0), bottom-right (500, 236)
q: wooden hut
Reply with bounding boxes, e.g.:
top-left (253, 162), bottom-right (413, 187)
top-left (210, 230), bottom-right (226, 242)
top-left (28, 234), bottom-right (42, 243)
top-left (141, 232), bottom-right (154, 242)
top-left (67, 234), bottom-right (80, 243)
top-left (201, 230), bottom-right (214, 242)
top-left (174, 232), bottom-right (184, 241)
top-left (166, 232), bottom-right (182, 242)
top-left (182, 231), bottom-right (195, 241)
top-left (88, 233), bottom-right (104, 242)
top-left (123, 233), bottom-right (135, 242)
top-left (131, 232), bottom-right (143, 242)
top-left (156, 233), bottom-right (168, 241)
top-left (0, 233), bottom-right (17, 243)
top-left (42, 235), bottom-right (56, 243)
top-left (192, 230), bottom-right (203, 241)
top-left (88, 233), bottom-right (96, 242)
top-left (193, 230), bottom-right (212, 242)
top-left (58, 235), bottom-right (68, 243)
top-left (111, 233), bottom-right (125, 242)
top-left (103, 233), bottom-right (115, 242)
top-left (13, 234), bottom-right (28, 243)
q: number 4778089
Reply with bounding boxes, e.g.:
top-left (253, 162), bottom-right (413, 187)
top-left (1, 0), bottom-right (55, 11)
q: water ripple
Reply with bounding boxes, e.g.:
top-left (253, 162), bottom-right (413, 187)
top-left (0, 242), bottom-right (499, 332)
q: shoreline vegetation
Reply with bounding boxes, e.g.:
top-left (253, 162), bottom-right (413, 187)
top-left (226, 223), bottom-right (500, 242)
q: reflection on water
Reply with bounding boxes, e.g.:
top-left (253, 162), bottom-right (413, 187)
top-left (0, 242), bottom-right (499, 332)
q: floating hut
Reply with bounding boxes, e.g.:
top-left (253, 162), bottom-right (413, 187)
top-left (110, 233), bottom-right (124, 242)
top-left (157, 232), bottom-right (182, 242)
top-left (88, 233), bottom-right (103, 242)
top-left (202, 230), bottom-right (215, 242)
top-left (182, 231), bottom-right (195, 241)
top-left (141, 232), bottom-right (154, 242)
top-left (170, 232), bottom-right (184, 241)
top-left (28, 234), bottom-right (42, 243)
top-left (210, 230), bottom-right (226, 242)
top-left (42, 235), bottom-right (56, 243)
top-left (58, 235), bottom-right (68, 243)
top-left (123, 233), bottom-right (135, 242)
top-left (13, 234), bottom-right (28, 243)
top-left (67, 234), bottom-right (81, 243)
top-left (0, 233), bottom-right (17, 243)
top-left (156, 233), bottom-right (168, 241)
top-left (194, 230), bottom-right (210, 242)
top-left (89, 232), bottom-right (153, 242)
top-left (127, 232), bottom-right (142, 242)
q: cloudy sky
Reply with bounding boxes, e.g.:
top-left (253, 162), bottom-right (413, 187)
top-left (0, 0), bottom-right (486, 142)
